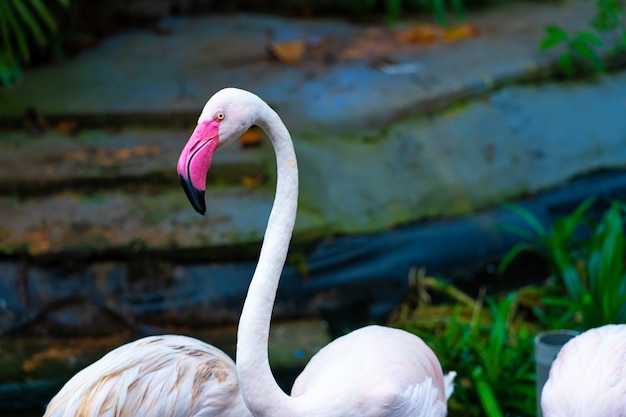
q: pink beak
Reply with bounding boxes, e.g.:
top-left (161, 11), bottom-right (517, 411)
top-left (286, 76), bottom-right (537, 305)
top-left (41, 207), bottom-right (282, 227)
top-left (177, 121), bottom-right (220, 215)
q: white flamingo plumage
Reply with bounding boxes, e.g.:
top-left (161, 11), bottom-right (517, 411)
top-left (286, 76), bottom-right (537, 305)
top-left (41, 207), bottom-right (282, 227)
top-left (541, 323), bottom-right (626, 417)
top-left (43, 87), bottom-right (454, 417)
top-left (44, 335), bottom-right (252, 417)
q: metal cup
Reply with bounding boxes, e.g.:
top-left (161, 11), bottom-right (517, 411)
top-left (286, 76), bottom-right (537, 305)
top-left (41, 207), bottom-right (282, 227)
top-left (535, 329), bottom-right (579, 417)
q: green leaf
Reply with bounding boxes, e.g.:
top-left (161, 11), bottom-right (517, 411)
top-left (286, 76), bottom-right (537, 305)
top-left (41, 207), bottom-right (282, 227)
top-left (541, 295), bottom-right (579, 309)
top-left (472, 366), bottom-right (505, 417)
top-left (557, 52), bottom-right (575, 76)
top-left (592, 3), bottom-right (623, 32)
top-left (540, 25), bottom-right (569, 50)
top-left (570, 38), bottom-right (604, 70)
top-left (0, 0), bottom-right (69, 78)
top-left (433, 0), bottom-right (448, 25)
top-left (497, 242), bottom-right (536, 275)
top-left (28, 0), bottom-right (58, 32)
top-left (587, 202), bottom-right (626, 324)
top-left (0, 50), bottom-right (22, 84)
top-left (498, 223), bottom-right (540, 242)
top-left (450, 0), bottom-right (466, 19)
top-left (11, 0), bottom-right (47, 47)
top-left (385, 0), bottom-right (402, 24)
top-left (484, 294), bottom-right (515, 379)
top-left (0, 3), bottom-right (15, 59)
top-left (560, 263), bottom-right (585, 303)
top-left (502, 203), bottom-right (546, 237)
top-left (1, 1), bottom-right (30, 62)
top-left (575, 31), bottom-right (603, 47)
top-left (562, 196), bottom-right (596, 237)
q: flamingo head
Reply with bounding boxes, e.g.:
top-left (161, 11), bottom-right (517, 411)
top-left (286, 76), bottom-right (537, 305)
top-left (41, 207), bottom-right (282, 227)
top-left (177, 88), bottom-right (260, 214)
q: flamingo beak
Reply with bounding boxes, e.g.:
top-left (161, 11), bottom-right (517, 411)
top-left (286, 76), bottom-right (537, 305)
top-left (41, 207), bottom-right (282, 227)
top-left (177, 121), bottom-right (220, 215)
top-left (179, 175), bottom-right (206, 215)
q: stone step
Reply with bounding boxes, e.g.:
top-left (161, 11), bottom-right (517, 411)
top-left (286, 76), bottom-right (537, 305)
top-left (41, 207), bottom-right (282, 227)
top-left (3, 71), bottom-right (626, 258)
top-left (0, 185), bottom-right (325, 257)
top-left (0, 0), bottom-right (598, 132)
top-left (0, 127), bottom-right (269, 195)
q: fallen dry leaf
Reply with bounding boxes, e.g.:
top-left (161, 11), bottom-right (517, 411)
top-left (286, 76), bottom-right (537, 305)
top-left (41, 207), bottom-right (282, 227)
top-left (23, 346), bottom-right (80, 372)
top-left (133, 145), bottom-right (162, 156)
top-left (395, 24), bottom-right (440, 44)
top-left (395, 23), bottom-right (478, 45)
top-left (269, 40), bottom-right (306, 64)
top-left (57, 119), bottom-right (80, 135)
top-left (26, 229), bottom-right (51, 255)
top-left (241, 175), bottom-right (265, 188)
top-left (65, 145), bottom-right (162, 167)
top-left (240, 128), bottom-right (263, 148)
top-left (443, 23), bottom-right (479, 42)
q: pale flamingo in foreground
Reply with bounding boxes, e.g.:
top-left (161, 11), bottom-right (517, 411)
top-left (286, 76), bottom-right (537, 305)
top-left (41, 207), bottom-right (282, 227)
top-left (44, 334), bottom-right (252, 417)
top-left (541, 324), bottom-right (626, 417)
top-left (44, 87), bottom-right (454, 417)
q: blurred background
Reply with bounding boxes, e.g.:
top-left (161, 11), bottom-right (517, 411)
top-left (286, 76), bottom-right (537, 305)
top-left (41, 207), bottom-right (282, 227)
top-left (1, 0), bottom-right (626, 416)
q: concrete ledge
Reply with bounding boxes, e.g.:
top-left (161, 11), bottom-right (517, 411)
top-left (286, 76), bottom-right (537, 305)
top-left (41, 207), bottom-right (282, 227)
top-left (0, 128), bottom-right (269, 194)
top-left (2, 71), bottom-right (626, 256)
top-left (0, 0), bottom-right (596, 133)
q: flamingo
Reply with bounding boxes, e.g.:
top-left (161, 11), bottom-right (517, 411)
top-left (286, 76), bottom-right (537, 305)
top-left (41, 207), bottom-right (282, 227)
top-left (43, 87), bottom-right (454, 417)
top-left (43, 335), bottom-right (252, 417)
top-left (541, 324), bottom-right (626, 417)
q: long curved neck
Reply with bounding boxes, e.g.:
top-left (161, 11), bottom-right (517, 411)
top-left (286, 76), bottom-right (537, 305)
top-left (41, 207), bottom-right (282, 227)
top-left (236, 103), bottom-right (300, 417)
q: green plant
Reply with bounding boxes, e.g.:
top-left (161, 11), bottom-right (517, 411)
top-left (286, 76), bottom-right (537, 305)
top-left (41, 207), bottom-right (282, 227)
top-left (516, 283), bottom-right (578, 331)
top-left (539, 0), bottom-right (626, 76)
top-left (540, 27), bottom-right (604, 76)
top-left (571, 201), bottom-right (626, 326)
top-left (385, 0), bottom-right (465, 24)
top-left (499, 198), bottom-right (626, 329)
top-left (0, 0), bottom-right (70, 84)
top-left (418, 0), bottom-right (465, 25)
top-left (593, 0), bottom-right (626, 32)
top-left (498, 197), bottom-right (596, 281)
top-left (391, 273), bottom-right (537, 417)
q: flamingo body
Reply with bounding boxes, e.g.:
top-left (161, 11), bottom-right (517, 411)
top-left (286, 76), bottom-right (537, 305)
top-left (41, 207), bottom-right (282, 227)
top-left (541, 324), bottom-right (626, 417)
top-left (291, 325), bottom-right (454, 417)
top-left (44, 335), bottom-right (252, 417)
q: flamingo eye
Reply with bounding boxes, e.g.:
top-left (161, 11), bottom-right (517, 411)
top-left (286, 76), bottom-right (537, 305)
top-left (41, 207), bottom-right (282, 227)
top-left (215, 111), bottom-right (225, 121)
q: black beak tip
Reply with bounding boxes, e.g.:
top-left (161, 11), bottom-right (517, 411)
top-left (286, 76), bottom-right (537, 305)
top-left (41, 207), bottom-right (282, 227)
top-left (179, 175), bottom-right (206, 215)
